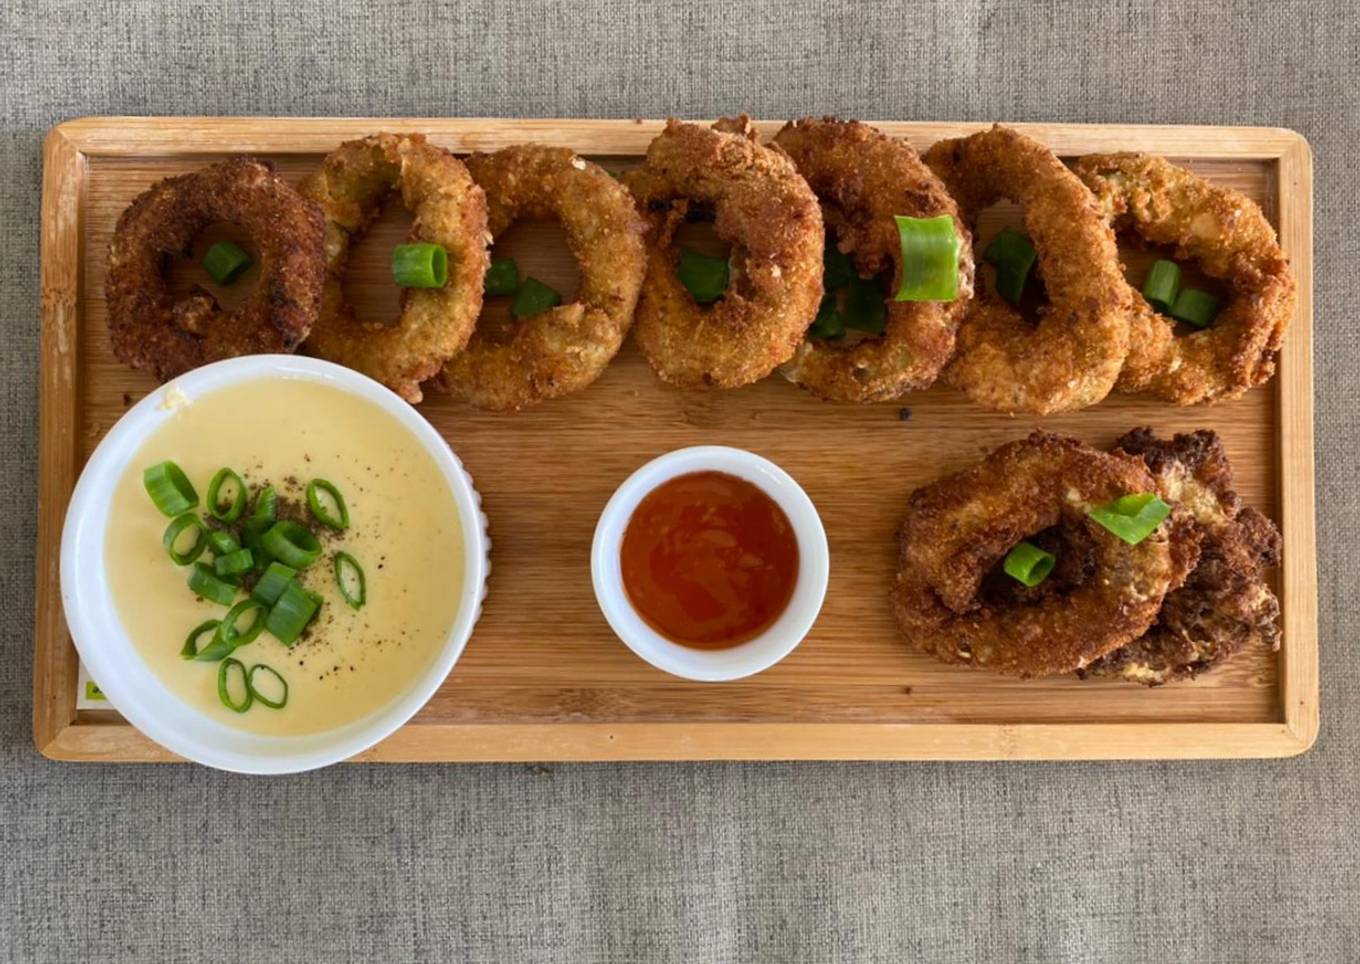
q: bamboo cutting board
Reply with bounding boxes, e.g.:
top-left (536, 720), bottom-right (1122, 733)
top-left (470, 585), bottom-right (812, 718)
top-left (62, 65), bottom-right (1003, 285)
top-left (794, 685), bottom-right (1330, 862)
top-left (35, 117), bottom-right (1317, 762)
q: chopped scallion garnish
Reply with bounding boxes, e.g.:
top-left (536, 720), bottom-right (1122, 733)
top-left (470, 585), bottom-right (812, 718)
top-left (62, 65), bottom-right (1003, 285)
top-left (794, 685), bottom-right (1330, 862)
top-left (143, 461), bottom-right (197, 516)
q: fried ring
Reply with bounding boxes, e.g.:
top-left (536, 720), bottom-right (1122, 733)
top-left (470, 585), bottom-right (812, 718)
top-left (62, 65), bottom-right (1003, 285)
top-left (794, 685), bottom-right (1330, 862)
top-left (299, 133), bottom-right (489, 403)
top-left (433, 145), bottom-right (647, 411)
top-left (891, 432), bottom-right (1198, 678)
top-left (924, 126), bottom-right (1132, 414)
top-left (1073, 153), bottom-right (1297, 404)
top-left (623, 116), bottom-right (824, 389)
top-left (773, 118), bottom-right (975, 402)
top-left (1080, 429), bottom-right (1282, 684)
top-left (106, 156), bottom-right (325, 381)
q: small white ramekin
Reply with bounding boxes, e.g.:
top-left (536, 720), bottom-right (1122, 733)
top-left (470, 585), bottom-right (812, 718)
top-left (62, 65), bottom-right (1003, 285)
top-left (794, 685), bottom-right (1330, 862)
top-left (591, 446), bottom-right (829, 682)
top-left (60, 355), bottom-right (489, 774)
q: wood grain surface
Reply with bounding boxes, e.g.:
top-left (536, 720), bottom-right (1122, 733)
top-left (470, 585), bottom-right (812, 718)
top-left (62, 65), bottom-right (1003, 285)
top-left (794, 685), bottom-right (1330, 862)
top-left (35, 118), bottom-right (1317, 761)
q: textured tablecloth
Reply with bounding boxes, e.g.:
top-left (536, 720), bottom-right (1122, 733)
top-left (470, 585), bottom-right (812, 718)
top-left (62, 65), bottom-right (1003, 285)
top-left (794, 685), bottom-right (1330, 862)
top-left (2, 1), bottom-right (1357, 961)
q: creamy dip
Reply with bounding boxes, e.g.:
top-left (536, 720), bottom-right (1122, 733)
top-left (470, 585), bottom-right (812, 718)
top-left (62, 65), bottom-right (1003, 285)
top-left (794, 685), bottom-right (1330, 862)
top-left (106, 377), bottom-right (465, 736)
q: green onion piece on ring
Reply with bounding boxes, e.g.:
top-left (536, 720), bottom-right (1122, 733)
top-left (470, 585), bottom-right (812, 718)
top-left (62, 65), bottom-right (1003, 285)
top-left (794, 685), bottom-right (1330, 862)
top-left (1170, 287), bottom-right (1220, 329)
top-left (1142, 259), bottom-right (1182, 313)
top-left (265, 580), bottom-right (322, 646)
top-left (252, 561), bottom-right (298, 606)
top-left (1088, 492), bottom-right (1173, 545)
top-left (333, 551), bottom-right (366, 610)
top-left (143, 461), bottom-right (198, 516)
top-left (261, 521), bottom-right (322, 569)
top-left (180, 619), bottom-right (222, 659)
top-left (391, 242), bottom-right (448, 288)
top-left (1002, 540), bottom-right (1055, 587)
top-left (511, 276), bottom-right (564, 319)
top-left (217, 658), bottom-right (253, 713)
top-left (247, 664), bottom-right (289, 709)
top-left (842, 275), bottom-right (887, 334)
top-left (201, 242), bottom-right (252, 285)
top-left (206, 529), bottom-right (240, 557)
top-left (893, 214), bottom-right (960, 302)
top-left (214, 548), bottom-right (255, 577)
top-left (675, 249), bottom-right (730, 304)
top-left (305, 479), bottom-right (349, 531)
top-left (983, 227), bottom-right (1037, 305)
top-left (187, 563), bottom-right (237, 606)
top-left (162, 513), bottom-right (207, 566)
top-left (484, 257), bottom-right (520, 297)
top-left (205, 467), bottom-right (246, 523)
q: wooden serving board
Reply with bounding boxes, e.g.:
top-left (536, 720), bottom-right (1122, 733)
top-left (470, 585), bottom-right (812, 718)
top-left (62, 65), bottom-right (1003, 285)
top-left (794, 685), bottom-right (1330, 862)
top-left (35, 118), bottom-right (1317, 762)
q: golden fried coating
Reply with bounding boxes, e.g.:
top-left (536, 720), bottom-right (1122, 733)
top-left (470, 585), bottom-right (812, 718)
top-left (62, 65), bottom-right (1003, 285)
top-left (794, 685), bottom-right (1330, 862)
top-left (1074, 153), bottom-right (1297, 405)
top-left (1081, 429), bottom-right (1282, 684)
top-left (623, 116), bottom-right (824, 389)
top-left (891, 432), bottom-right (1198, 678)
top-left (106, 157), bottom-right (325, 381)
top-left (773, 118), bottom-right (975, 402)
top-left (300, 133), bottom-right (489, 403)
top-left (434, 145), bottom-right (647, 412)
top-left (924, 126), bottom-right (1133, 414)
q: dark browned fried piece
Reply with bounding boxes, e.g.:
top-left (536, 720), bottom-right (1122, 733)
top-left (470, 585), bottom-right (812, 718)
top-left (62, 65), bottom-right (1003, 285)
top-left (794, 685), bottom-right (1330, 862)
top-left (623, 115), bottom-right (825, 389)
top-left (106, 156), bottom-right (325, 381)
top-left (1080, 428), bottom-right (1282, 684)
top-left (892, 432), bottom-right (1199, 678)
top-left (774, 118), bottom-right (975, 402)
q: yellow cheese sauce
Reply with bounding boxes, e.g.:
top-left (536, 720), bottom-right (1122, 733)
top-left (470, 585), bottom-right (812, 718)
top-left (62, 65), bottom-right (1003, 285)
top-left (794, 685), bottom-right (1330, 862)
top-left (106, 378), bottom-right (465, 736)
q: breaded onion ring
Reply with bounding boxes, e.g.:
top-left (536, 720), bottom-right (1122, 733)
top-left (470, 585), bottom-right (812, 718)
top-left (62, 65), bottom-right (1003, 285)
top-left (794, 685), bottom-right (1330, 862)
top-left (1073, 153), bottom-right (1297, 405)
top-left (623, 116), bottom-right (824, 389)
top-left (773, 118), bottom-right (975, 402)
top-left (300, 133), bottom-right (489, 403)
top-left (891, 432), bottom-right (1198, 678)
top-left (434, 145), bottom-right (647, 411)
top-left (106, 156), bottom-right (325, 381)
top-left (1081, 429), bottom-right (1281, 685)
top-left (924, 126), bottom-right (1132, 414)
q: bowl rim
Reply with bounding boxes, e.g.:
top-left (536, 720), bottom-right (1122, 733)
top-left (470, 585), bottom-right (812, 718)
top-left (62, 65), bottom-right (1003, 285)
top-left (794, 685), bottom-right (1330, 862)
top-left (59, 354), bottom-right (489, 774)
top-left (590, 445), bottom-right (829, 682)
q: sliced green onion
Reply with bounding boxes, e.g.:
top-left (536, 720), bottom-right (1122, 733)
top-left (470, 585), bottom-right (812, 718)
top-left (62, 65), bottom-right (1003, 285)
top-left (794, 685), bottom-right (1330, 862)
top-left (1170, 287), bottom-right (1220, 329)
top-left (1088, 492), bottom-right (1173, 545)
top-left (143, 461), bottom-right (198, 516)
top-left (204, 467), bottom-right (246, 523)
top-left (842, 275), bottom-right (887, 334)
top-left (983, 227), bottom-right (1036, 305)
top-left (333, 551), bottom-right (366, 610)
top-left (247, 664), bottom-right (288, 709)
top-left (485, 256), bottom-right (520, 296)
top-left (217, 658), bottom-right (253, 713)
top-left (807, 294), bottom-right (845, 339)
top-left (252, 561), bottom-right (297, 606)
top-left (187, 563), bottom-right (236, 606)
top-left (214, 548), bottom-right (255, 577)
top-left (823, 243), bottom-right (855, 291)
top-left (265, 579), bottom-right (322, 646)
top-left (180, 619), bottom-right (221, 659)
top-left (675, 248), bottom-right (730, 304)
top-left (391, 242), bottom-right (448, 288)
top-left (201, 241), bottom-right (252, 285)
top-left (250, 485), bottom-right (278, 526)
top-left (261, 521), bottom-right (322, 569)
top-left (305, 478), bottom-right (349, 531)
top-left (207, 529), bottom-right (240, 557)
top-left (893, 214), bottom-right (960, 302)
top-left (1142, 259), bottom-right (1182, 313)
top-left (162, 513), bottom-right (207, 566)
top-left (511, 276), bottom-right (563, 319)
top-left (194, 598), bottom-right (268, 661)
top-left (1002, 541), bottom-right (1055, 587)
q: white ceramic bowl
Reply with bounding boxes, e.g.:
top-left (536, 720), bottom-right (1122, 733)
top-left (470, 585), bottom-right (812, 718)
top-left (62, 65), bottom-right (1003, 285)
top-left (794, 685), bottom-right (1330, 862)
top-left (60, 355), bottom-right (489, 774)
top-left (591, 446), bottom-right (829, 681)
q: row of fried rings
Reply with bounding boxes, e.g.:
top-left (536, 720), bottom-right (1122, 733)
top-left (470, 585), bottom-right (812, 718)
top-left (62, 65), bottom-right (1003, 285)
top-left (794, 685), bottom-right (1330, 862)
top-left (891, 427), bottom-right (1281, 684)
top-left (106, 118), bottom-right (1295, 413)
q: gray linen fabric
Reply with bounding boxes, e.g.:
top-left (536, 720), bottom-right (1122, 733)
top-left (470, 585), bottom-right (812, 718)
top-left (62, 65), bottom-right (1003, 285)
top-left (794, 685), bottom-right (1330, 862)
top-left (2, 1), bottom-right (1358, 961)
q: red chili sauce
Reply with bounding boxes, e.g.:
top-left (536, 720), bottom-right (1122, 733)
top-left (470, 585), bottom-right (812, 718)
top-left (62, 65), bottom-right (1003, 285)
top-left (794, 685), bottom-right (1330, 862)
top-left (619, 471), bottom-right (799, 649)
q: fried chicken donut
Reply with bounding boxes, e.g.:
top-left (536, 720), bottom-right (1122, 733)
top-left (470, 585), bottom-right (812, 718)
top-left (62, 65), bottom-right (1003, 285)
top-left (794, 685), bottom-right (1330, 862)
top-left (106, 156), bottom-right (325, 381)
top-left (434, 145), bottom-right (647, 411)
top-left (1073, 153), bottom-right (1296, 405)
top-left (300, 133), bottom-right (489, 403)
top-left (924, 126), bottom-right (1132, 414)
top-left (891, 432), bottom-right (1198, 678)
top-left (623, 116), bottom-right (824, 389)
top-left (773, 118), bottom-right (975, 402)
top-left (1081, 429), bottom-right (1282, 684)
